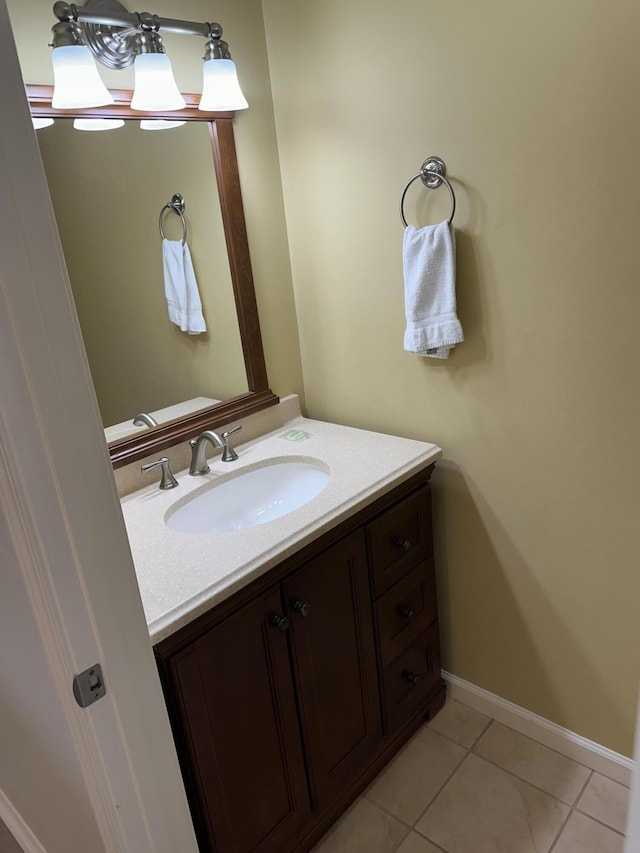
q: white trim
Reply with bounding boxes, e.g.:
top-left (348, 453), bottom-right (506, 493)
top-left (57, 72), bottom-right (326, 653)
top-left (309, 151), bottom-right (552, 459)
top-left (0, 3), bottom-right (198, 850)
top-left (443, 671), bottom-right (634, 787)
top-left (0, 789), bottom-right (48, 853)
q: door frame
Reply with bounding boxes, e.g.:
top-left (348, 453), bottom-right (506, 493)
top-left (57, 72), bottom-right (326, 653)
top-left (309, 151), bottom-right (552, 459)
top-left (0, 3), bottom-right (198, 850)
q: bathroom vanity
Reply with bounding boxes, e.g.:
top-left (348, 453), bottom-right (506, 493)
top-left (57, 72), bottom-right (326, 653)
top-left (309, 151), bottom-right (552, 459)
top-left (122, 406), bottom-right (444, 853)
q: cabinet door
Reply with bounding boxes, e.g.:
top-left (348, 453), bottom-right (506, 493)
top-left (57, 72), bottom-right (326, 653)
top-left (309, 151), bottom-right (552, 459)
top-left (166, 587), bottom-right (310, 853)
top-left (284, 531), bottom-right (381, 809)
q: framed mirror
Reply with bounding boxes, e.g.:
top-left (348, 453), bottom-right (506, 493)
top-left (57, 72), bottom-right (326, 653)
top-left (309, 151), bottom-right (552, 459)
top-left (27, 85), bottom-right (278, 468)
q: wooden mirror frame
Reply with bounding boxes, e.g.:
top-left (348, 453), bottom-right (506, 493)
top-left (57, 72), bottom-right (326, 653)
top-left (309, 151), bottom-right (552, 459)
top-left (27, 85), bottom-right (278, 468)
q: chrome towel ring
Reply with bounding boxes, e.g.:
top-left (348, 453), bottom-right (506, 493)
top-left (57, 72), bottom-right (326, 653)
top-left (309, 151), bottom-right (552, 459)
top-left (159, 193), bottom-right (187, 243)
top-left (400, 156), bottom-right (456, 228)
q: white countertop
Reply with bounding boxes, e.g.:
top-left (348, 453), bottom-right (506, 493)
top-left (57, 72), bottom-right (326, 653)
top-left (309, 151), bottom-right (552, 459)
top-left (121, 415), bottom-right (441, 644)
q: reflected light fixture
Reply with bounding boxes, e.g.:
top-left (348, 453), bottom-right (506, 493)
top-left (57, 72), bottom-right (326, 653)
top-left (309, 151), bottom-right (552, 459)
top-left (140, 119), bottom-right (187, 130)
top-left (73, 118), bottom-right (125, 131)
top-left (49, 1), bottom-right (248, 114)
top-left (32, 117), bottom-right (55, 129)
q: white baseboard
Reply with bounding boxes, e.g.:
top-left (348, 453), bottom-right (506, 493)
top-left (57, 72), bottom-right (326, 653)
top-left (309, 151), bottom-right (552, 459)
top-left (0, 790), bottom-right (48, 853)
top-left (442, 671), bottom-right (634, 787)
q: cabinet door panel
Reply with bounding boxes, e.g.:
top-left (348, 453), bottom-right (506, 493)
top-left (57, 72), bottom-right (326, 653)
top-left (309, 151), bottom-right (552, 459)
top-left (284, 531), bottom-right (381, 809)
top-left (168, 587), bottom-right (310, 853)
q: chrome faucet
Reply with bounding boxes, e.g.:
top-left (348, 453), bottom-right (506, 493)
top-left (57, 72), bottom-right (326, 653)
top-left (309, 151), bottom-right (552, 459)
top-left (188, 426), bottom-right (242, 474)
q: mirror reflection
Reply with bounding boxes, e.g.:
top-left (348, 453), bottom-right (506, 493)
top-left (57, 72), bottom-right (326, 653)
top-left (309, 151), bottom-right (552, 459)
top-left (36, 119), bottom-right (248, 442)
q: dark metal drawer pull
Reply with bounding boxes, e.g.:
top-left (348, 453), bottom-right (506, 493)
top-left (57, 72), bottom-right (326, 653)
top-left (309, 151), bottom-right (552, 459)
top-left (272, 615), bottom-right (290, 632)
top-left (395, 537), bottom-right (411, 551)
top-left (400, 607), bottom-right (414, 621)
top-left (292, 600), bottom-right (311, 618)
top-left (403, 670), bottom-right (421, 685)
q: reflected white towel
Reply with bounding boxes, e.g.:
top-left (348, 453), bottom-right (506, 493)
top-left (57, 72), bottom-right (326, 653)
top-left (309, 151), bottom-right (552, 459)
top-left (162, 239), bottom-right (207, 335)
top-left (403, 221), bottom-right (463, 359)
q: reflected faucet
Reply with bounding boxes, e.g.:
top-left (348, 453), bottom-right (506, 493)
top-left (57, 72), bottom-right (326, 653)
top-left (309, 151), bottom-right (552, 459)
top-left (133, 412), bottom-right (159, 428)
top-left (189, 426), bottom-right (242, 474)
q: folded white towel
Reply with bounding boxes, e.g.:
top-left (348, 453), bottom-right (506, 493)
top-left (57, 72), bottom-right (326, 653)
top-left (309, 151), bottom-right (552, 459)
top-left (403, 221), bottom-right (463, 359)
top-left (162, 239), bottom-right (207, 335)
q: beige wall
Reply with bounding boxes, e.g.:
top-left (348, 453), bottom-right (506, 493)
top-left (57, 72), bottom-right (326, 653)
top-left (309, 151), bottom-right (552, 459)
top-left (7, 0), bottom-right (304, 411)
top-left (262, 0), bottom-right (640, 754)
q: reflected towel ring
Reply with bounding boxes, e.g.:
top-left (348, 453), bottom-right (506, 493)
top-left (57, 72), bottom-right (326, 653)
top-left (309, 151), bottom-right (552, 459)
top-left (159, 193), bottom-right (187, 243)
top-left (400, 156), bottom-right (456, 228)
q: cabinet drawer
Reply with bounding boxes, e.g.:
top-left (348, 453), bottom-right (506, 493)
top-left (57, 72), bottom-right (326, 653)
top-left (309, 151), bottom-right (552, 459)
top-left (382, 621), bottom-right (441, 735)
top-left (366, 486), bottom-right (433, 598)
top-left (374, 559), bottom-right (437, 668)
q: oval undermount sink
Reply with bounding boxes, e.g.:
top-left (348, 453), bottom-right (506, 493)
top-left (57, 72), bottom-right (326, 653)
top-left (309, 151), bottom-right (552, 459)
top-left (165, 460), bottom-right (330, 534)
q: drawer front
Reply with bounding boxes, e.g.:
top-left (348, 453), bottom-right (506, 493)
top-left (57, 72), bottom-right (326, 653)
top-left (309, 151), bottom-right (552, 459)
top-left (366, 486), bottom-right (433, 598)
top-left (382, 621), bottom-right (441, 735)
top-left (374, 559), bottom-right (437, 668)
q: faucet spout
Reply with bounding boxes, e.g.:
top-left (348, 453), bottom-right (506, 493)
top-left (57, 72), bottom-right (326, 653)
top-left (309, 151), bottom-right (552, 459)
top-left (133, 412), bottom-right (159, 428)
top-left (188, 430), bottom-right (225, 475)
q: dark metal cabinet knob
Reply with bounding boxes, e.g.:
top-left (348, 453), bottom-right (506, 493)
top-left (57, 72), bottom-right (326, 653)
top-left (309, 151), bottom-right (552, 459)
top-left (403, 671), bottom-right (421, 685)
top-left (395, 537), bottom-right (411, 551)
top-left (400, 607), bottom-right (414, 621)
top-left (292, 600), bottom-right (311, 618)
top-left (272, 615), bottom-right (290, 633)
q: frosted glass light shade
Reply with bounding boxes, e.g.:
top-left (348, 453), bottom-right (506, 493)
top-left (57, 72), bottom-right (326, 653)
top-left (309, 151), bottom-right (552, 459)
top-left (130, 54), bottom-right (186, 111)
top-left (32, 118), bottom-right (54, 130)
top-left (73, 118), bottom-right (124, 132)
top-left (51, 45), bottom-right (114, 108)
top-left (140, 119), bottom-right (186, 130)
top-left (199, 59), bottom-right (248, 111)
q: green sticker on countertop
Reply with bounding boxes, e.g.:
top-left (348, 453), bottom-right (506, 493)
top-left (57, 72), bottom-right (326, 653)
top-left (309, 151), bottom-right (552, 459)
top-left (281, 429), bottom-right (311, 441)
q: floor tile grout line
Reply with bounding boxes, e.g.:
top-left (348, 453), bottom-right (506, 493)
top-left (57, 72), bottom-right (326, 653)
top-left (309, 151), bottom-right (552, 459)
top-left (362, 736), bottom-right (470, 831)
top-left (411, 826), bottom-right (450, 853)
top-left (467, 714), bottom-right (602, 778)
top-left (361, 794), bottom-right (414, 832)
top-left (574, 807), bottom-right (627, 838)
top-left (546, 807), bottom-right (575, 853)
top-left (433, 699), bottom-right (605, 784)
top-left (411, 749), bottom-right (473, 833)
top-left (461, 747), bottom-right (591, 809)
top-left (574, 769), bottom-right (596, 806)
top-left (428, 713), bottom-right (493, 753)
top-left (371, 724), bottom-right (584, 838)
top-left (466, 713), bottom-right (494, 751)
top-left (547, 771), bottom-right (594, 853)
top-left (449, 696), bottom-right (631, 784)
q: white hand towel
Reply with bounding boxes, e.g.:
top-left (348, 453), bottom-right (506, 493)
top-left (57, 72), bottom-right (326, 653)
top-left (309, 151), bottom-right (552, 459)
top-left (162, 238), bottom-right (207, 335)
top-left (403, 221), bottom-right (463, 359)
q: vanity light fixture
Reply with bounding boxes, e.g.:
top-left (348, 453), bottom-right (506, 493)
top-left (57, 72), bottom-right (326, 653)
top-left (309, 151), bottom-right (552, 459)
top-left (50, 16), bottom-right (114, 108)
top-left (32, 117), bottom-right (55, 129)
top-left (49, 0), bottom-right (248, 114)
top-left (199, 35), bottom-right (248, 112)
top-left (130, 29), bottom-right (185, 112)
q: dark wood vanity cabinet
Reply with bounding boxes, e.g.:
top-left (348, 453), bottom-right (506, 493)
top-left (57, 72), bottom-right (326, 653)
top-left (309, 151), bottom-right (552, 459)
top-left (155, 465), bottom-right (445, 853)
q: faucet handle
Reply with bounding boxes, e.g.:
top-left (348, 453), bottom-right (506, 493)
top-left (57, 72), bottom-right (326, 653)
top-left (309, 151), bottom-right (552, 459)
top-left (222, 425), bottom-right (242, 439)
top-left (141, 457), bottom-right (178, 490)
top-left (221, 425), bottom-right (242, 462)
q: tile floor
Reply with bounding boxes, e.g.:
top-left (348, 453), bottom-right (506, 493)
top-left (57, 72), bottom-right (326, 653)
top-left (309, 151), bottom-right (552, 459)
top-left (313, 698), bottom-right (629, 853)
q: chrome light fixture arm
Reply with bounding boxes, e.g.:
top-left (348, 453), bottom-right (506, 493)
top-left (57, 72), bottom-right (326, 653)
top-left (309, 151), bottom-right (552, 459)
top-left (52, 0), bottom-right (224, 69)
